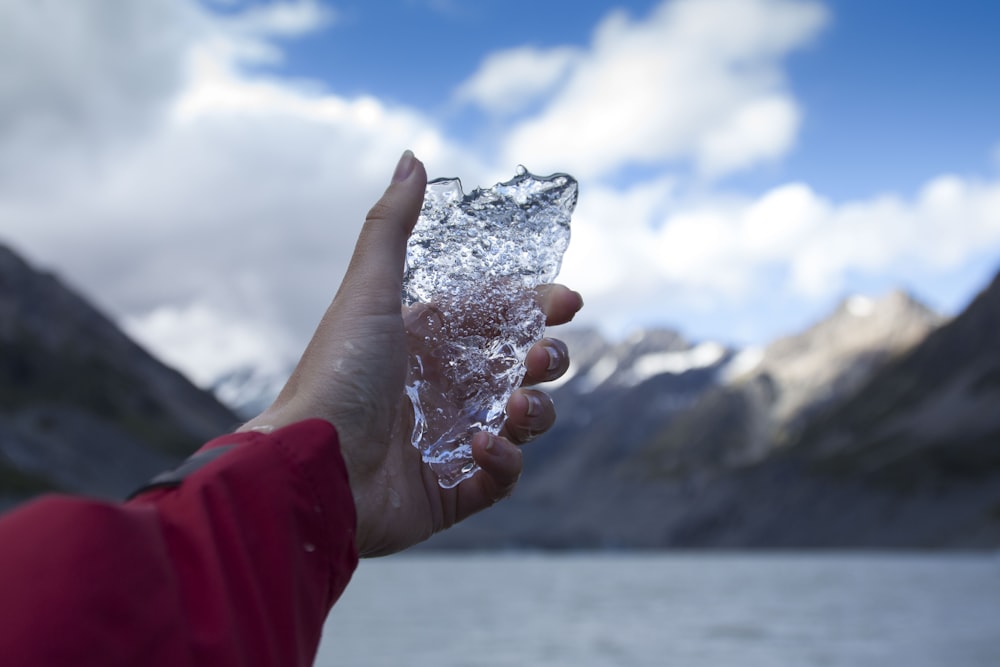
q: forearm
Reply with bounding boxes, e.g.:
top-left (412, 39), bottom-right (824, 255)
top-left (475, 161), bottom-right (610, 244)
top-left (0, 419), bottom-right (358, 667)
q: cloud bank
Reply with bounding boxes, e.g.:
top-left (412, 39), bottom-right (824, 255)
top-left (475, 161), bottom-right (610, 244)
top-left (461, 0), bottom-right (828, 180)
top-left (2, 0), bottom-right (999, 387)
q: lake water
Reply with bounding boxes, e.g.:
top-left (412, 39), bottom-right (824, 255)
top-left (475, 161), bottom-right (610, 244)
top-left (318, 552), bottom-right (1000, 667)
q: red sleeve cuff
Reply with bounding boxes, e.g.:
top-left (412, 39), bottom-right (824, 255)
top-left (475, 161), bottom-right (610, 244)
top-left (0, 419), bottom-right (358, 667)
top-left (128, 418), bottom-right (359, 665)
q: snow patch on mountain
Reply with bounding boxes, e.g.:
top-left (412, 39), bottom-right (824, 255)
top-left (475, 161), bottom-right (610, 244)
top-left (578, 354), bottom-right (618, 392)
top-left (720, 345), bottom-right (765, 383)
top-left (212, 363), bottom-right (291, 419)
top-left (622, 341), bottom-right (727, 387)
top-left (846, 295), bottom-right (876, 317)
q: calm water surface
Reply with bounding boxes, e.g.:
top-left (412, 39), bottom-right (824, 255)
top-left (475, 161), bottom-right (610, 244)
top-left (318, 552), bottom-right (1000, 666)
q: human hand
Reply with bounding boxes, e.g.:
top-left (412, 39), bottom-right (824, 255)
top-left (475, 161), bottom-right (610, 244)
top-left (240, 151), bottom-right (582, 556)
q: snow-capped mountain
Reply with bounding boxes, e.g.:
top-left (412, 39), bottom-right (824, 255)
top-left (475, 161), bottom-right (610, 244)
top-left (207, 290), bottom-right (942, 493)
top-left (211, 325), bottom-right (732, 421)
top-left (7, 232), bottom-right (995, 548)
top-left (736, 290), bottom-right (943, 434)
top-left (638, 290), bottom-right (945, 475)
top-left (200, 279), bottom-right (1000, 550)
top-left (426, 287), bottom-right (955, 549)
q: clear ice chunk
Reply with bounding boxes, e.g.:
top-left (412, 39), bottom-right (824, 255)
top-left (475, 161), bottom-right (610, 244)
top-left (403, 166), bottom-right (577, 488)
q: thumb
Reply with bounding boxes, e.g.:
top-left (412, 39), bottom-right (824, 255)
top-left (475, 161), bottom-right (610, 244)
top-left (339, 150), bottom-right (427, 315)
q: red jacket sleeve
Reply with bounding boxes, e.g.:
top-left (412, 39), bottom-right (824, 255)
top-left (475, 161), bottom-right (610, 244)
top-left (0, 419), bottom-right (358, 667)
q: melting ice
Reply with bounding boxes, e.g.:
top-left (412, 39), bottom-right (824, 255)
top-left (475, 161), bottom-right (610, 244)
top-left (403, 167), bottom-right (577, 488)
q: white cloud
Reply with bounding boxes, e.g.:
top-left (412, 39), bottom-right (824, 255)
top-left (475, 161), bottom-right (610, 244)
top-left (455, 46), bottom-right (581, 115)
top-left (494, 0), bottom-right (828, 180)
top-left (224, 0), bottom-right (335, 38)
top-left (2, 0), bottom-right (998, 389)
top-left (0, 0), bottom-right (205, 192)
top-left (565, 173), bottom-right (1000, 338)
top-left (558, 176), bottom-right (677, 299)
top-left (123, 302), bottom-right (292, 386)
top-left (697, 95), bottom-right (800, 176)
top-left (0, 0), bottom-right (485, 384)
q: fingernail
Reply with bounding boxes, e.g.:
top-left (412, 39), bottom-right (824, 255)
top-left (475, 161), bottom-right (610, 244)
top-left (525, 394), bottom-right (542, 417)
top-left (392, 149), bottom-right (416, 184)
top-left (545, 345), bottom-right (560, 372)
top-left (573, 291), bottom-right (585, 310)
top-left (483, 434), bottom-right (508, 460)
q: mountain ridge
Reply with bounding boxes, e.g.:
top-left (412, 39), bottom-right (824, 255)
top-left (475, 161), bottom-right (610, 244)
top-left (424, 281), bottom-right (1000, 549)
top-left (0, 242), bottom-right (240, 504)
top-left (3, 240), bottom-right (997, 548)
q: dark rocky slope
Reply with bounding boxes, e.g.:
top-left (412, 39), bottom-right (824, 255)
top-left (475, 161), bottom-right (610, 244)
top-left (0, 243), bottom-right (240, 506)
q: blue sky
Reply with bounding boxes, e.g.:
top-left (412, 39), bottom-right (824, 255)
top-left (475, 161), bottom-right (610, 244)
top-left (1, 0), bottom-right (999, 384)
top-left (270, 0), bottom-right (1000, 198)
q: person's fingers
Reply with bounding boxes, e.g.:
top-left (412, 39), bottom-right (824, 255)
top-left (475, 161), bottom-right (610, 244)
top-left (338, 150), bottom-right (427, 316)
top-left (501, 389), bottom-right (556, 444)
top-left (536, 284), bottom-right (584, 326)
top-left (522, 337), bottom-right (569, 386)
top-left (454, 432), bottom-right (523, 522)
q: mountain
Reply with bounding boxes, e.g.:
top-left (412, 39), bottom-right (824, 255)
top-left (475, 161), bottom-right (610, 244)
top-left (0, 243), bottom-right (241, 507)
top-left (15, 227), bottom-right (989, 549)
top-left (430, 288), bottom-right (1000, 548)
top-left (515, 327), bottom-right (734, 493)
top-left (203, 271), bottom-right (998, 549)
top-left (794, 276), bottom-right (1000, 474)
top-left (212, 363), bottom-right (290, 419)
top-left (655, 272), bottom-right (1000, 549)
top-left (639, 290), bottom-right (943, 476)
